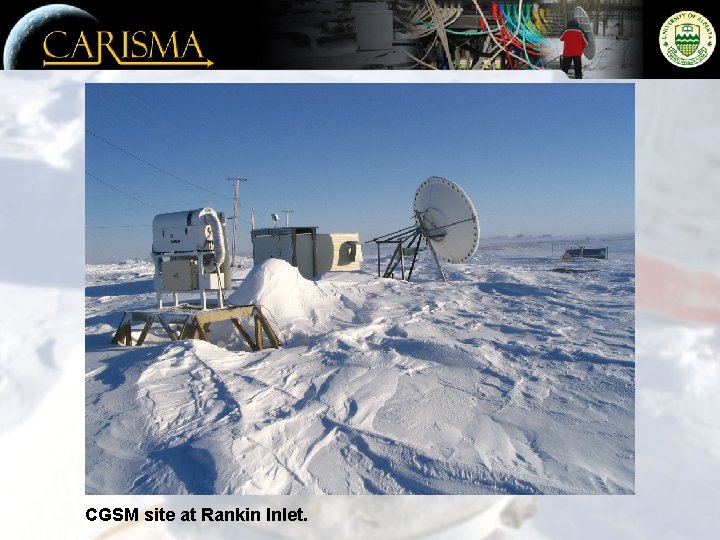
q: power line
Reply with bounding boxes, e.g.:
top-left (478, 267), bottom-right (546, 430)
top-left (86, 171), bottom-right (162, 210)
top-left (89, 197), bottom-right (238, 214)
top-left (87, 218), bottom-right (249, 229)
top-left (86, 129), bottom-right (228, 199)
top-left (87, 171), bottom-right (250, 223)
top-left (86, 224), bottom-right (152, 229)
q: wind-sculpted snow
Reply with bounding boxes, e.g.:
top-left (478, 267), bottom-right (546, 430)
top-left (86, 235), bottom-right (634, 495)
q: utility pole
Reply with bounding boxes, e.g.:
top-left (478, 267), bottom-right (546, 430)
top-left (282, 209), bottom-right (295, 227)
top-left (227, 176), bottom-right (247, 267)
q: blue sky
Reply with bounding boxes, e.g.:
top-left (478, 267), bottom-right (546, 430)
top-left (85, 83), bottom-right (634, 263)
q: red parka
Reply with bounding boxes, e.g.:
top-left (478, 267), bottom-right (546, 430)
top-left (560, 28), bottom-right (588, 57)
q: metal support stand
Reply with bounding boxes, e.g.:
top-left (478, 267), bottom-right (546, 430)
top-left (415, 210), bottom-right (447, 282)
top-left (368, 211), bottom-right (473, 283)
top-left (368, 225), bottom-right (436, 282)
top-left (111, 304), bottom-right (281, 351)
top-left (152, 248), bottom-right (226, 310)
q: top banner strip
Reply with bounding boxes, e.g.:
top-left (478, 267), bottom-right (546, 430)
top-left (1, 1), bottom-right (717, 78)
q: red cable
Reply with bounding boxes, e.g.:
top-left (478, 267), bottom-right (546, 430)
top-left (492, 3), bottom-right (544, 58)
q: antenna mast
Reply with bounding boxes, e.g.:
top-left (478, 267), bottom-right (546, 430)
top-left (227, 176), bottom-right (247, 267)
top-left (282, 209), bottom-right (295, 227)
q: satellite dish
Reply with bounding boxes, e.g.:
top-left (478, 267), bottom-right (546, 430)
top-left (574, 6), bottom-right (596, 60)
top-left (413, 176), bottom-right (480, 264)
top-left (367, 176), bottom-right (480, 282)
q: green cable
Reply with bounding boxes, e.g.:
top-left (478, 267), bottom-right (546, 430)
top-left (501, 3), bottom-right (542, 46)
top-left (497, 3), bottom-right (542, 68)
top-left (418, 20), bottom-right (500, 36)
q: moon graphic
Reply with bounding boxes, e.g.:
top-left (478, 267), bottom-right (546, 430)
top-left (3, 4), bottom-right (98, 69)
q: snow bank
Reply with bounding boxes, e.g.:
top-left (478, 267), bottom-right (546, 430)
top-left (228, 259), bottom-right (335, 331)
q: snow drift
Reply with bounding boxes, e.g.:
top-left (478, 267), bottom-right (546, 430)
top-left (228, 258), bottom-right (330, 324)
top-left (86, 235), bottom-right (635, 496)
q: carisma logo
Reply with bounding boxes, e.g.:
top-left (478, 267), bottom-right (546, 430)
top-left (3, 4), bottom-right (213, 69)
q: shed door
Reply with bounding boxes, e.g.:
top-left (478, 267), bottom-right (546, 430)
top-left (295, 234), bottom-right (316, 279)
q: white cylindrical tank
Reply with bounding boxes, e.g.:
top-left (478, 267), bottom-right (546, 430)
top-left (152, 208), bottom-right (225, 262)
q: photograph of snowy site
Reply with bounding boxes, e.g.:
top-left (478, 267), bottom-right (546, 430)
top-left (85, 83), bottom-right (634, 495)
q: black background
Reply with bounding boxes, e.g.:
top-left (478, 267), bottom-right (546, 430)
top-left (2, 1), bottom-right (719, 75)
top-left (644, 2), bottom-right (720, 78)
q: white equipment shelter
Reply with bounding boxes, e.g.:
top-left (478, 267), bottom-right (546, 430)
top-left (151, 207), bottom-right (231, 309)
top-left (316, 233), bottom-right (363, 274)
top-left (251, 227), bottom-right (363, 279)
top-left (251, 226), bottom-right (318, 279)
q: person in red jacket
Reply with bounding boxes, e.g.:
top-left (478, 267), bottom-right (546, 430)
top-left (560, 19), bottom-right (588, 79)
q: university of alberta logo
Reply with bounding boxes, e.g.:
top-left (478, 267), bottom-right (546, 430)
top-left (660, 11), bottom-right (715, 67)
top-left (676, 24), bottom-right (700, 56)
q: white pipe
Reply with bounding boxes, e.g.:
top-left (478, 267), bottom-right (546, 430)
top-left (198, 207), bottom-right (226, 268)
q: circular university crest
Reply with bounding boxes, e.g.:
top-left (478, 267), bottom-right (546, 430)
top-left (660, 11), bottom-right (715, 67)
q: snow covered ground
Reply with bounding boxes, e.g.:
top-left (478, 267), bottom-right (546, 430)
top-left (86, 233), bottom-right (634, 495)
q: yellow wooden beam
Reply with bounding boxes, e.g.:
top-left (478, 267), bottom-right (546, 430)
top-left (110, 305), bottom-right (280, 351)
